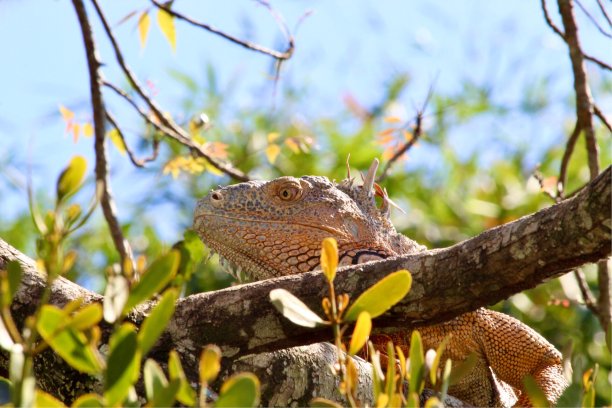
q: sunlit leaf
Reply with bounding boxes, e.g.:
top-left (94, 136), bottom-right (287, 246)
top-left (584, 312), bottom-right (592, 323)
top-left (138, 11), bottom-right (151, 49)
top-left (105, 323), bottom-right (140, 407)
top-left (396, 345), bottom-right (406, 380)
top-left (71, 393), bottom-right (104, 407)
top-left (423, 396), bottom-right (442, 408)
top-left (269, 288), bottom-right (326, 328)
top-left (157, 5), bottom-right (176, 52)
top-left (59, 105), bottom-right (75, 123)
top-left (385, 342), bottom-right (396, 398)
top-left (344, 270), bottom-right (412, 321)
top-left (310, 397), bottom-right (343, 407)
top-left (375, 393), bottom-right (388, 408)
top-left (103, 274), bottom-right (129, 324)
top-left (522, 375), bottom-right (550, 407)
top-left (200, 344), bottom-right (221, 383)
top-left (320, 237), bottom-right (338, 283)
top-left (0, 318), bottom-right (14, 351)
top-left (265, 144), bottom-right (281, 164)
top-left (107, 128), bottom-right (126, 155)
top-left (348, 311), bottom-right (371, 355)
top-left (215, 373), bottom-right (260, 408)
top-left (72, 123), bottom-right (80, 143)
top-left (56, 156), bottom-right (87, 205)
top-left (408, 331), bottom-right (424, 395)
top-left (69, 303), bottom-right (103, 331)
top-left (82, 122), bottom-right (93, 138)
top-left (37, 305), bottom-right (102, 374)
top-left (34, 390), bottom-right (66, 407)
top-left (168, 350), bottom-right (196, 406)
top-left (581, 365), bottom-right (597, 408)
top-left (138, 288), bottom-right (178, 355)
top-left (267, 132), bottom-right (280, 143)
top-left (124, 250), bottom-right (180, 312)
top-left (429, 335), bottom-right (450, 385)
top-left (144, 359), bottom-right (167, 400)
top-left (6, 261), bottom-right (23, 307)
top-left (384, 116), bottom-right (402, 123)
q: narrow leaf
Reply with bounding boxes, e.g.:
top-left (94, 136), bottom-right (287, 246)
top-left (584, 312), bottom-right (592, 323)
top-left (124, 250), bottom-right (180, 312)
top-left (71, 393), bottom-right (104, 407)
top-left (168, 350), bottom-right (196, 406)
top-left (56, 156), bottom-right (87, 204)
top-left (320, 237), bottom-right (338, 283)
top-left (310, 397), bottom-right (343, 407)
top-left (200, 344), bottom-right (221, 383)
top-left (70, 303), bottom-right (103, 331)
top-left (215, 373), bottom-right (260, 408)
top-left (138, 288), bottom-right (178, 355)
top-left (138, 11), bottom-right (151, 49)
top-left (157, 6), bottom-right (176, 51)
top-left (108, 128), bottom-right (126, 155)
top-left (6, 261), bottom-right (23, 305)
top-left (344, 270), bottom-right (412, 321)
top-left (144, 359), bottom-right (168, 401)
top-left (103, 274), bottom-right (129, 323)
top-left (429, 335), bottom-right (451, 385)
top-left (34, 390), bottom-right (66, 407)
top-left (269, 288), bottom-right (326, 328)
top-left (348, 311), bottom-right (371, 355)
top-left (105, 323), bottom-right (141, 406)
top-left (408, 331), bottom-right (424, 395)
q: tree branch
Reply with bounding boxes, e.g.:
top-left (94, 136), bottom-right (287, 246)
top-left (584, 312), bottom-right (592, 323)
top-left (72, 0), bottom-right (135, 274)
top-left (105, 111), bottom-right (160, 168)
top-left (2, 167), bottom-right (609, 384)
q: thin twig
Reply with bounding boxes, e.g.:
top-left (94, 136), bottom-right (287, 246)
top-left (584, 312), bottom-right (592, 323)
top-left (105, 111), bottom-right (160, 168)
top-left (532, 170), bottom-right (559, 202)
top-left (596, 0), bottom-right (612, 28)
top-left (150, 0), bottom-right (294, 61)
top-left (91, 0), bottom-right (249, 181)
top-left (72, 0), bottom-right (135, 274)
top-left (597, 260), bottom-right (611, 334)
top-left (583, 53), bottom-right (612, 71)
top-left (541, 0), bottom-right (566, 39)
top-left (557, 123), bottom-right (581, 198)
top-left (575, 0), bottom-right (612, 38)
top-left (377, 113), bottom-right (424, 182)
top-left (594, 104), bottom-right (612, 132)
top-left (573, 269), bottom-right (599, 314)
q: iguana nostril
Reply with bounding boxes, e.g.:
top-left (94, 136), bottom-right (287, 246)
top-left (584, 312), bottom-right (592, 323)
top-left (211, 191), bottom-right (223, 201)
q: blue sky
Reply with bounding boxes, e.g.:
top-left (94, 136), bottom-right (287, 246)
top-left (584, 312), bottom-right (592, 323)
top-left (0, 0), bottom-right (610, 239)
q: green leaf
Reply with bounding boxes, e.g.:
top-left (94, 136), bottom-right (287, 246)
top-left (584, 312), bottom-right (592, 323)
top-left (6, 261), bottom-right (22, 306)
top-left (144, 359), bottom-right (168, 400)
top-left (35, 390), bottom-right (66, 407)
top-left (408, 331), bottom-right (424, 395)
top-left (320, 237), bottom-right (338, 283)
top-left (344, 270), bottom-right (412, 321)
top-left (124, 250), bottom-right (180, 312)
top-left (215, 373), bottom-right (260, 408)
top-left (429, 335), bottom-right (450, 385)
top-left (310, 397), bottom-right (343, 407)
top-left (168, 350), bottom-right (196, 406)
top-left (348, 312), bottom-right (371, 355)
top-left (157, 3), bottom-right (176, 52)
top-left (105, 323), bottom-right (141, 406)
top-left (269, 288), bottom-right (326, 328)
top-left (448, 352), bottom-right (478, 386)
top-left (103, 274), bottom-right (129, 324)
top-left (56, 156), bottom-right (87, 205)
top-left (200, 345), bottom-right (221, 383)
top-left (37, 305), bottom-right (102, 374)
top-left (138, 288), bottom-right (178, 355)
top-left (522, 375), bottom-right (550, 407)
top-left (385, 342), bottom-right (396, 398)
top-left (581, 366), bottom-right (597, 408)
top-left (69, 303), bottom-right (103, 331)
top-left (71, 393), bottom-right (105, 407)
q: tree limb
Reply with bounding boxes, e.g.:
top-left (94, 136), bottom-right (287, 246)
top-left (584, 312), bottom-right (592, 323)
top-left (1, 167), bottom-right (609, 395)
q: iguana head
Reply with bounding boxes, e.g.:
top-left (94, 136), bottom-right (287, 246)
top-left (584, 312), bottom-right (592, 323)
top-left (194, 159), bottom-right (424, 280)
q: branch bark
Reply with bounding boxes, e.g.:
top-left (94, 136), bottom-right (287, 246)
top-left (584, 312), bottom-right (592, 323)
top-left (0, 166), bottom-right (610, 403)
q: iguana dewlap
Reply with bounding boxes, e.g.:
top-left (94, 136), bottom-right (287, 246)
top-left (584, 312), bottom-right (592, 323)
top-left (193, 160), bottom-right (568, 407)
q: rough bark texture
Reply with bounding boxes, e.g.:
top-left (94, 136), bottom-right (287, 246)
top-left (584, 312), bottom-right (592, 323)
top-left (0, 166), bottom-right (609, 404)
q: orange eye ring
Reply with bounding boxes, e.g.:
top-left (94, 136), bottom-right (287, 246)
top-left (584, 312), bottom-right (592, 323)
top-left (278, 184), bottom-right (302, 201)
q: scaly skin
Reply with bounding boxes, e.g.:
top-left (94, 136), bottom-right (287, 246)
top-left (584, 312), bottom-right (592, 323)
top-left (193, 162), bottom-right (569, 407)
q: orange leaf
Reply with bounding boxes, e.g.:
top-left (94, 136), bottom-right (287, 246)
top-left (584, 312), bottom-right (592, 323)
top-left (378, 128), bottom-right (396, 137)
top-left (384, 116), bottom-right (402, 124)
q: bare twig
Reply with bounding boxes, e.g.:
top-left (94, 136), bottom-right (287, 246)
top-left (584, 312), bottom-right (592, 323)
top-left (596, 0), bottom-right (612, 28)
top-left (583, 53), bottom-right (612, 71)
top-left (597, 260), bottom-right (611, 334)
top-left (575, 0), bottom-right (612, 38)
top-left (594, 104), bottom-right (612, 132)
top-left (150, 0), bottom-right (294, 61)
top-left (573, 269), bottom-right (599, 314)
top-left (72, 0), bottom-right (135, 273)
top-left (105, 111), bottom-right (160, 168)
top-left (91, 0), bottom-right (249, 181)
top-left (557, 122), bottom-right (581, 198)
top-left (541, 0), bottom-right (566, 39)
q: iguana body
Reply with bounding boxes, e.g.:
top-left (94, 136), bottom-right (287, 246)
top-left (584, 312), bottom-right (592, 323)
top-left (193, 161), bottom-right (568, 407)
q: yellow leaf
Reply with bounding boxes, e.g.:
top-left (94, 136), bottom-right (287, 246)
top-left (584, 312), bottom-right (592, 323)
top-left (59, 105), bottom-right (75, 122)
top-left (204, 161), bottom-right (223, 176)
top-left (403, 130), bottom-right (413, 141)
top-left (107, 128), bottom-right (126, 155)
top-left (285, 138), bottom-right (300, 154)
top-left (200, 345), bottom-right (221, 383)
top-left (138, 11), bottom-right (151, 49)
top-left (384, 116), bottom-right (402, 123)
top-left (267, 132), bottom-right (280, 143)
top-left (157, 7), bottom-right (176, 52)
top-left (320, 237), bottom-right (338, 283)
top-left (265, 144), bottom-right (281, 164)
top-left (348, 312), bottom-right (371, 355)
top-left (82, 122), bottom-right (93, 138)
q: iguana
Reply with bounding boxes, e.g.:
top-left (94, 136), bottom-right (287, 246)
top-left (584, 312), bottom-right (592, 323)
top-left (193, 159), bottom-right (569, 407)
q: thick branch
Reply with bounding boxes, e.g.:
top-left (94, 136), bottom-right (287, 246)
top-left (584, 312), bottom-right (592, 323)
top-left (2, 167), bottom-right (609, 363)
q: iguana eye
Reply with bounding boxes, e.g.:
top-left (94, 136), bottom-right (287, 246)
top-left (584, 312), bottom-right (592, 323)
top-left (278, 184), bottom-right (302, 201)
